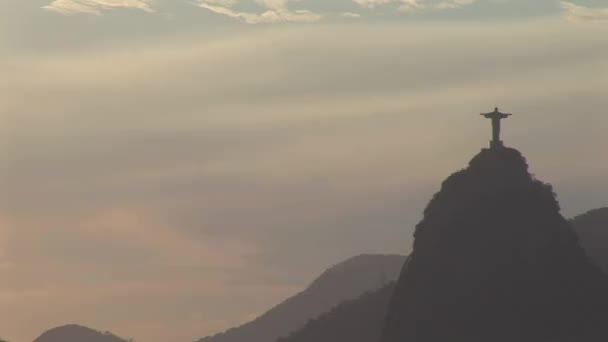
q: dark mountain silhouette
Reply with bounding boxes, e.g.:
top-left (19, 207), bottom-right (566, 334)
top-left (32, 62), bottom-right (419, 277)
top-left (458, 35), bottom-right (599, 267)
top-left (33, 325), bottom-right (130, 342)
top-left (572, 208), bottom-right (608, 273)
top-left (277, 282), bottom-right (396, 342)
top-left (280, 147), bottom-right (608, 342)
top-left (382, 147), bottom-right (608, 342)
top-left (197, 254), bottom-right (406, 342)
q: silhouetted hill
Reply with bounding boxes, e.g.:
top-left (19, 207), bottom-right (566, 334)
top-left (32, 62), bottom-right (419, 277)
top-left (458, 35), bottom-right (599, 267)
top-left (33, 325), bottom-right (130, 342)
top-left (197, 254), bottom-right (406, 342)
top-left (572, 208), bottom-right (608, 273)
top-left (277, 282), bottom-right (396, 342)
top-left (382, 147), bottom-right (608, 342)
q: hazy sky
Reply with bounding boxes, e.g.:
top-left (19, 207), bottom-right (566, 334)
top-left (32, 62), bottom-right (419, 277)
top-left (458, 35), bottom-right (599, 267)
top-left (1, 1), bottom-right (607, 341)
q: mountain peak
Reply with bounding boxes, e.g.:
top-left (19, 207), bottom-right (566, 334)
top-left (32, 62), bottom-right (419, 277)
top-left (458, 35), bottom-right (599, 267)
top-left (447, 147), bottom-right (533, 191)
top-left (469, 147), bottom-right (528, 174)
top-left (383, 147), bottom-right (608, 342)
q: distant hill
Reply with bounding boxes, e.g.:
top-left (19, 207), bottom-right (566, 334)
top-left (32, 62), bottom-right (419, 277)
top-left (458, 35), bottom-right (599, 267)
top-left (33, 325), bottom-right (130, 342)
top-left (197, 254), bottom-right (406, 342)
top-left (277, 282), bottom-right (396, 342)
top-left (572, 207), bottom-right (608, 273)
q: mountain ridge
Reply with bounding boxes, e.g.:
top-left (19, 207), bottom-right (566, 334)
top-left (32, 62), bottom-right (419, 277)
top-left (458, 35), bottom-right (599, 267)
top-left (196, 254), bottom-right (406, 342)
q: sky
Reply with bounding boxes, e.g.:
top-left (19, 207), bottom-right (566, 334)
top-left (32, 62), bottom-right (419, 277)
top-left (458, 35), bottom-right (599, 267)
top-left (0, 0), bottom-right (607, 341)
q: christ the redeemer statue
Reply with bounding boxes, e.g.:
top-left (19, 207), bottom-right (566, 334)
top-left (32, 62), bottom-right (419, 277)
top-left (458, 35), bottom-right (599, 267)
top-left (481, 107), bottom-right (511, 149)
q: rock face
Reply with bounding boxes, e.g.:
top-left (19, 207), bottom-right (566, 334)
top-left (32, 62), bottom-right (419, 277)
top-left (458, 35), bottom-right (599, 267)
top-left (198, 254), bottom-right (406, 342)
top-left (381, 147), bottom-right (608, 342)
top-left (572, 208), bottom-right (608, 273)
top-left (33, 325), bottom-right (129, 342)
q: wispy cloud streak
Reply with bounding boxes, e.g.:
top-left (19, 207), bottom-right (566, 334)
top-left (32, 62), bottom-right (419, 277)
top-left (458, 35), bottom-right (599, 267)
top-left (44, 0), bottom-right (154, 15)
top-left (196, 0), bottom-right (322, 24)
top-left (353, 0), bottom-right (476, 12)
top-left (560, 1), bottom-right (608, 22)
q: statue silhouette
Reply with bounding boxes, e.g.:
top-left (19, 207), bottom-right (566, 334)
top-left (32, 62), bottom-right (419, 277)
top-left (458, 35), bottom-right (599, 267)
top-left (481, 107), bottom-right (512, 149)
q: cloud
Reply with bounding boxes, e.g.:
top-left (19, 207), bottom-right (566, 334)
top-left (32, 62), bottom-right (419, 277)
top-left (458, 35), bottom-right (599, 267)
top-left (197, 0), bottom-right (477, 23)
top-left (352, 0), bottom-right (394, 9)
top-left (43, 0), bottom-right (154, 15)
top-left (196, 0), bottom-right (322, 24)
top-left (433, 0), bottom-right (475, 10)
top-left (353, 0), bottom-right (477, 13)
top-left (397, 0), bottom-right (424, 12)
top-left (560, 1), bottom-right (608, 22)
top-left (204, 0), bottom-right (238, 6)
top-left (341, 11), bottom-right (362, 18)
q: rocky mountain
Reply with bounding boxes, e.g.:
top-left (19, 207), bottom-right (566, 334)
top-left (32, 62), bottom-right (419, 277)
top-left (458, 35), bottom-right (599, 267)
top-left (33, 325), bottom-right (130, 342)
top-left (572, 207), bottom-right (608, 273)
top-left (382, 147), bottom-right (608, 342)
top-left (197, 254), bottom-right (406, 342)
top-left (280, 147), bottom-right (608, 342)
